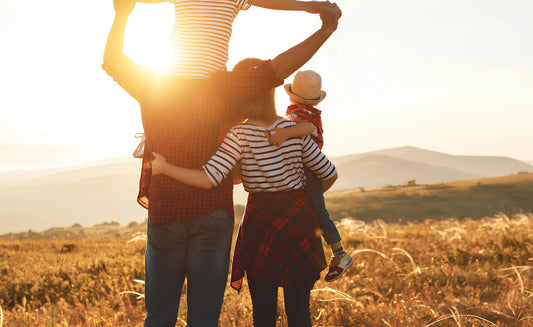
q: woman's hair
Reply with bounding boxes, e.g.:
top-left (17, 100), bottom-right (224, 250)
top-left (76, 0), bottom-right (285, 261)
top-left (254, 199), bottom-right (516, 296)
top-left (233, 58), bottom-right (277, 122)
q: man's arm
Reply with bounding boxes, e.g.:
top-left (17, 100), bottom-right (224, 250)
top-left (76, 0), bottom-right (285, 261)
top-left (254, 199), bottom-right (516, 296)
top-left (249, 0), bottom-right (325, 13)
top-left (269, 122), bottom-right (316, 147)
top-left (103, 0), bottom-right (154, 101)
top-left (270, 2), bottom-right (341, 81)
top-left (219, 2), bottom-right (341, 111)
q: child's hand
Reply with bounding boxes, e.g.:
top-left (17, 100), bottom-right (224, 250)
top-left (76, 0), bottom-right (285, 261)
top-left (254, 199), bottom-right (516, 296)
top-left (268, 128), bottom-right (290, 147)
top-left (305, 1), bottom-right (330, 14)
top-left (151, 152), bottom-right (167, 175)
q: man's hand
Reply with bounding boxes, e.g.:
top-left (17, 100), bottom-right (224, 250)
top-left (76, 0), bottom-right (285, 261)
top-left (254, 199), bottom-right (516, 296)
top-left (319, 2), bottom-right (341, 32)
top-left (151, 152), bottom-right (167, 175)
top-left (114, 0), bottom-right (136, 15)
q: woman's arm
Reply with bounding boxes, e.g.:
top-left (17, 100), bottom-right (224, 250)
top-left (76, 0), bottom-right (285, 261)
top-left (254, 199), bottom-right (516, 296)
top-left (249, 0), bottom-right (325, 13)
top-left (269, 122), bottom-right (316, 147)
top-left (152, 153), bottom-right (214, 189)
top-left (321, 172), bottom-right (337, 192)
top-left (231, 165), bottom-right (243, 185)
top-left (301, 135), bottom-right (337, 191)
top-left (152, 130), bottom-right (243, 189)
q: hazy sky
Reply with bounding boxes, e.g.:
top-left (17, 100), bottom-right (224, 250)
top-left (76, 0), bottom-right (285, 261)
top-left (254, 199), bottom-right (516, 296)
top-left (1, 0), bottom-right (532, 172)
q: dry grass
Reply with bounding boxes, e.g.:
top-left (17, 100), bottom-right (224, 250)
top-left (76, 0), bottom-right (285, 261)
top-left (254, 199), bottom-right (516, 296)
top-left (1, 213), bottom-right (532, 326)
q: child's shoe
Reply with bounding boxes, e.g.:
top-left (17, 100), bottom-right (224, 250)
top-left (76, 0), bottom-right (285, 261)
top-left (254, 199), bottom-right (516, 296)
top-left (325, 253), bottom-right (353, 282)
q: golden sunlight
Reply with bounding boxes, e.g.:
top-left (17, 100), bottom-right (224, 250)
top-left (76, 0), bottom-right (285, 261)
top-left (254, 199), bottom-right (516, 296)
top-left (125, 3), bottom-right (175, 71)
top-left (126, 39), bottom-right (174, 71)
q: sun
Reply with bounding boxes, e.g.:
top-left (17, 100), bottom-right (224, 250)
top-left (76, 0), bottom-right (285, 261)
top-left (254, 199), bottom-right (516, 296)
top-left (124, 3), bottom-right (175, 72)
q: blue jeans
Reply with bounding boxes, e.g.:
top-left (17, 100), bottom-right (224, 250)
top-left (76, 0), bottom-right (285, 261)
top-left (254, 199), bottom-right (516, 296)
top-left (304, 167), bottom-right (341, 245)
top-left (144, 209), bottom-right (234, 327)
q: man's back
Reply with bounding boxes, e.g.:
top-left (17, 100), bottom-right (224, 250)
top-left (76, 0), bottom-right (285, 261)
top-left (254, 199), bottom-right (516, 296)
top-left (103, 55), bottom-right (282, 221)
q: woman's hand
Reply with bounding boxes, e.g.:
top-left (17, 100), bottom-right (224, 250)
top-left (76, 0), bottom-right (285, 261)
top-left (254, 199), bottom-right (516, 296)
top-left (151, 152), bottom-right (167, 175)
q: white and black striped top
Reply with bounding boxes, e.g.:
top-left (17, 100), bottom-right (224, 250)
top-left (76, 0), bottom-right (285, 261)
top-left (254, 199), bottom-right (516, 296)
top-left (203, 118), bottom-right (337, 192)
top-left (168, 0), bottom-right (250, 78)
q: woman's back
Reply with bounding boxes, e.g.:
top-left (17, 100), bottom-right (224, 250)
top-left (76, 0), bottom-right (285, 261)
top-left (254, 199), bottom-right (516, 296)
top-left (203, 117), bottom-right (336, 193)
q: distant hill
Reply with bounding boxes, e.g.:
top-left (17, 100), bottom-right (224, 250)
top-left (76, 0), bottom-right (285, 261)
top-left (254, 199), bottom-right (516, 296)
top-left (326, 172), bottom-right (533, 222)
top-left (0, 158), bottom-right (147, 235)
top-left (330, 154), bottom-right (480, 191)
top-left (1, 147), bottom-right (532, 235)
top-left (332, 146), bottom-right (532, 187)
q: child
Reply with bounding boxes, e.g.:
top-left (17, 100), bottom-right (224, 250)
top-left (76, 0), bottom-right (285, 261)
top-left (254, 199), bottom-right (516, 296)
top-left (133, 0), bottom-right (328, 157)
top-left (268, 70), bottom-right (353, 282)
top-left (139, 0), bottom-right (328, 78)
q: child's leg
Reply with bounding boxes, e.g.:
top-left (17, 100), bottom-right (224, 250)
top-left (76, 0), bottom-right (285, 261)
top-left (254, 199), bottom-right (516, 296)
top-left (304, 167), bottom-right (353, 282)
top-left (303, 167), bottom-right (342, 248)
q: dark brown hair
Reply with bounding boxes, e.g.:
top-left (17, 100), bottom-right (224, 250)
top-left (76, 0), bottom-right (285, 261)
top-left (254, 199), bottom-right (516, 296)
top-left (233, 58), bottom-right (277, 122)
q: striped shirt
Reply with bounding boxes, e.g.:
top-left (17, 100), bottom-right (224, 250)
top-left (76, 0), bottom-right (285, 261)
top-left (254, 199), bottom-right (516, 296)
top-left (168, 0), bottom-right (250, 78)
top-left (203, 118), bottom-right (337, 192)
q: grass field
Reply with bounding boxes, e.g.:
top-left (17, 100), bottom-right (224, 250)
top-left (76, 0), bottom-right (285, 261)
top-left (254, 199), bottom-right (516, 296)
top-left (1, 212), bottom-right (532, 326)
top-left (326, 173), bottom-right (533, 223)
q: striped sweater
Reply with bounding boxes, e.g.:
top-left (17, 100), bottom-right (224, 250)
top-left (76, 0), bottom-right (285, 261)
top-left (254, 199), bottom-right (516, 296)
top-left (168, 0), bottom-right (250, 78)
top-left (203, 118), bottom-right (337, 192)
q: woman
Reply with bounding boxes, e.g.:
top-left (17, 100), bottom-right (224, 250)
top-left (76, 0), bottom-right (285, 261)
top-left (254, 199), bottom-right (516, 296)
top-left (151, 58), bottom-right (338, 327)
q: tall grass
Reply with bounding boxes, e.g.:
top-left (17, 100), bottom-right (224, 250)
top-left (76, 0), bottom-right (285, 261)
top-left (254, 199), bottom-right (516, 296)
top-left (1, 213), bottom-right (532, 326)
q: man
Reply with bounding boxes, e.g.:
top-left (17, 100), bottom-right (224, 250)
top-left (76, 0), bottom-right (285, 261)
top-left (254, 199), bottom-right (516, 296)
top-left (102, 0), bottom-right (341, 325)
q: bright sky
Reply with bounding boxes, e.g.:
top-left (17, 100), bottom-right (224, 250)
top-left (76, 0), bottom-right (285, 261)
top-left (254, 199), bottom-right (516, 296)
top-left (1, 0), bottom-right (532, 172)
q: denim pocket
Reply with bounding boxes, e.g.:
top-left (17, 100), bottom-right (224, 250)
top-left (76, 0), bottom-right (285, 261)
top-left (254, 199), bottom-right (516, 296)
top-left (197, 209), bottom-right (234, 234)
top-left (147, 219), bottom-right (171, 248)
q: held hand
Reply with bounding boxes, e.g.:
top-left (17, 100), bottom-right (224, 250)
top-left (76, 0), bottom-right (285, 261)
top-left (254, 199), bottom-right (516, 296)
top-left (151, 152), bottom-right (167, 175)
top-left (114, 0), bottom-right (136, 15)
top-left (304, 1), bottom-right (330, 14)
top-left (319, 2), bottom-right (341, 31)
top-left (268, 128), bottom-right (290, 147)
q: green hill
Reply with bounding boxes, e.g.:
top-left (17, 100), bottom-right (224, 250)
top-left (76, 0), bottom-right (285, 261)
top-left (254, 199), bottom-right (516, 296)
top-left (326, 172), bottom-right (533, 223)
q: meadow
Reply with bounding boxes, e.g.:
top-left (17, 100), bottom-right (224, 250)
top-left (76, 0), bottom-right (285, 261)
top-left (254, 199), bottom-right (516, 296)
top-left (1, 212), bottom-right (532, 326)
top-left (326, 173), bottom-right (533, 223)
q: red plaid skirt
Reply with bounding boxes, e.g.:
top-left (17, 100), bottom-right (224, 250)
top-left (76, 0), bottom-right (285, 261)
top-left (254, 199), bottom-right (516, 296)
top-left (230, 190), bottom-right (327, 292)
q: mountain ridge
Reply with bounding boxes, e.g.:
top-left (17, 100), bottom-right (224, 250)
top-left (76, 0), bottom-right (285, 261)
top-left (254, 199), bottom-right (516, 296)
top-left (1, 146), bottom-right (531, 234)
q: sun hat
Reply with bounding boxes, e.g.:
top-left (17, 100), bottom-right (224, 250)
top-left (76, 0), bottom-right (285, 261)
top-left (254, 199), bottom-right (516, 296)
top-left (284, 70), bottom-right (326, 105)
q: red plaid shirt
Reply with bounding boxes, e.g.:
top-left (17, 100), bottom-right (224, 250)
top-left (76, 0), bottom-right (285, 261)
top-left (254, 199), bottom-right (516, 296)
top-left (286, 104), bottom-right (324, 149)
top-left (103, 55), bottom-right (283, 221)
top-left (230, 190), bottom-right (326, 292)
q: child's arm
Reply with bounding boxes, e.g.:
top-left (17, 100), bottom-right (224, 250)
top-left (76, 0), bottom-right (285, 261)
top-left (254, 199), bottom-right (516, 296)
top-left (249, 0), bottom-right (325, 13)
top-left (152, 153), bottom-right (215, 189)
top-left (269, 121), bottom-right (316, 147)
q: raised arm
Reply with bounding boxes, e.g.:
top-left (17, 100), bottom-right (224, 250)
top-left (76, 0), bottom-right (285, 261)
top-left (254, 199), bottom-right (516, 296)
top-left (103, 0), bottom-right (135, 69)
top-left (102, 0), bottom-right (154, 101)
top-left (270, 2), bottom-right (341, 81)
top-left (249, 0), bottom-right (325, 13)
